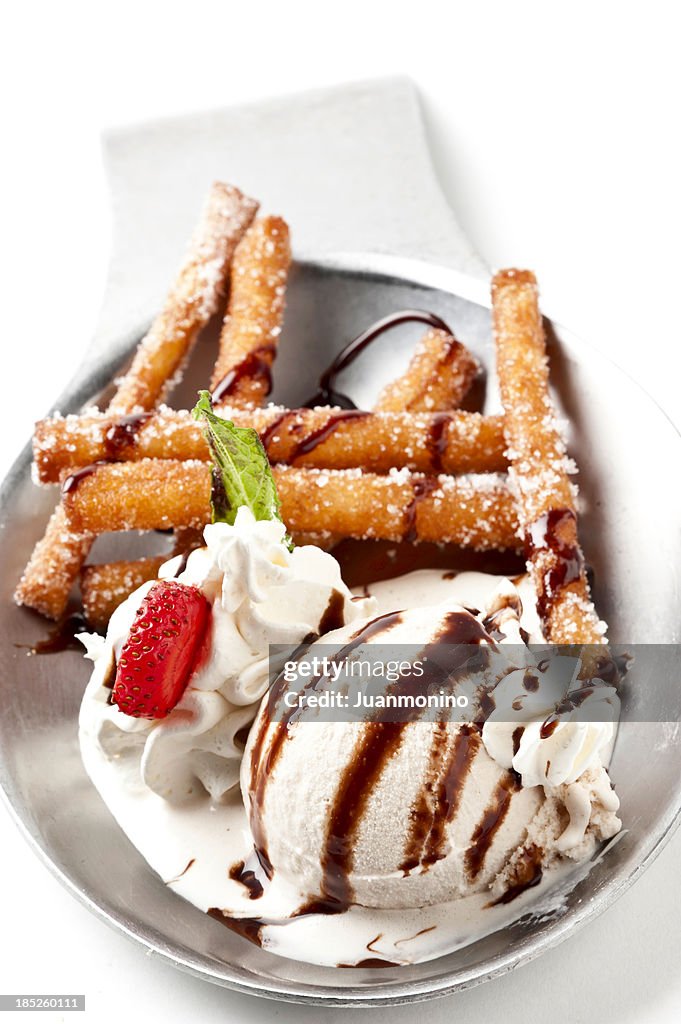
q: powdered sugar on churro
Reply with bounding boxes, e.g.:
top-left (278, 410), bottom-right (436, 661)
top-left (492, 268), bottom-right (605, 643)
top-left (210, 217), bottom-right (291, 407)
top-left (33, 405), bottom-right (509, 484)
top-left (375, 327), bottom-right (480, 413)
top-left (110, 184), bottom-right (259, 416)
top-left (16, 183), bottom-right (259, 620)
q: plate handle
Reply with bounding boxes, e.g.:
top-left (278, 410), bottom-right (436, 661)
top-left (78, 77), bottom-right (485, 383)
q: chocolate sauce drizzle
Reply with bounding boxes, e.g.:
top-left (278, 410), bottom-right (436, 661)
top-left (207, 909), bottom-right (263, 946)
top-left (337, 958), bottom-right (399, 969)
top-left (481, 590), bottom-right (523, 642)
top-left (394, 926), bottom-right (436, 946)
top-left (29, 612), bottom-right (91, 654)
top-left (426, 412), bottom-right (452, 474)
top-left (211, 343), bottom-right (276, 403)
top-left (403, 477), bottom-right (439, 543)
top-left (397, 612), bottom-right (492, 875)
top-left (292, 409), bottom-right (370, 459)
top-left (465, 773), bottom-right (520, 880)
top-left (261, 409), bottom-right (370, 463)
top-left (539, 717), bottom-right (559, 739)
top-left (400, 724), bottom-right (480, 874)
top-left (104, 412), bottom-right (153, 458)
top-left (308, 610), bottom-right (490, 910)
top-left (512, 726), bottom-right (525, 755)
top-left (255, 311), bottom-right (455, 471)
top-left (229, 859), bottom-right (264, 900)
top-left (523, 670), bottom-right (539, 692)
top-left (166, 857), bottom-right (195, 883)
top-left (524, 508), bottom-right (584, 625)
top-left (491, 845), bottom-right (544, 905)
top-left (61, 462), bottom-right (104, 495)
top-left (587, 652), bottom-right (632, 686)
top-left (249, 612), bottom-right (405, 880)
top-left (305, 310), bottom-right (454, 409)
top-left (310, 720), bottom-right (407, 914)
top-left (259, 411), bottom-right (289, 450)
top-left (317, 588), bottom-right (346, 635)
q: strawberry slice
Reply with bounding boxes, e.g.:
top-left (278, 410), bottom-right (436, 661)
top-left (113, 580), bottom-right (211, 719)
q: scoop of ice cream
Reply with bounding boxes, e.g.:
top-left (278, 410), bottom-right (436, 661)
top-left (79, 508), bottom-right (376, 803)
top-left (242, 584), bottom-right (621, 911)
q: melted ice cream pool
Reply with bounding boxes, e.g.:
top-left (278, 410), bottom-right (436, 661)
top-left (79, 527), bottom-right (621, 969)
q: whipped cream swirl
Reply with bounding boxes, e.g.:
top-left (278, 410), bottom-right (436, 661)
top-left (79, 508), bottom-right (376, 803)
top-left (480, 580), bottom-right (620, 850)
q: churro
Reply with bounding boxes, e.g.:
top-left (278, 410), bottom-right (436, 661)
top-left (110, 183), bottom-right (259, 415)
top-left (16, 184), bottom-right (258, 619)
top-left (81, 556), bottom-right (167, 633)
top-left (49, 307), bottom-right (480, 616)
top-left (16, 175), bottom-right (604, 653)
top-left (374, 327), bottom-right (480, 412)
top-left (61, 459), bottom-right (518, 550)
top-left (33, 406), bottom-right (507, 483)
top-left (80, 527), bottom-right (203, 631)
top-left (492, 268), bottom-right (605, 643)
top-left (15, 505), bottom-right (94, 621)
top-left (210, 217), bottom-right (291, 407)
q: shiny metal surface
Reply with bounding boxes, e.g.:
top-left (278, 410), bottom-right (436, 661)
top-left (0, 254), bottom-right (679, 1006)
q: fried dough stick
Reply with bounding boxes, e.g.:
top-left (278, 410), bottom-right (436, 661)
top-left (210, 217), bottom-right (291, 407)
top-left (110, 184), bottom-right (259, 413)
top-left (68, 217), bottom-right (291, 625)
top-left (81, 556), bottom-right (166, 633)
top-left (15, 183), bottom-right (258, 620)
top-left (492, 268), bottom-right (605, 643)
top-left (34, 406), bottom-right (508, 483)
top-left (62, 460), bottom-right (518, 550)
top-left (80, 527), bottom-right (203, 632)
top-left (70, 326), bottom-right (494, 614)
top-left (374, 327), bottom-right (480, 412)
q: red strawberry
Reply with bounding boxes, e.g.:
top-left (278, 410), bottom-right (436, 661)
top-left (113, 580), bottom-right (211, 719)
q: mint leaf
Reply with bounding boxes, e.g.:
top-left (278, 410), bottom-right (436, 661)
top-left (192, 391), bottom-right (290, 544)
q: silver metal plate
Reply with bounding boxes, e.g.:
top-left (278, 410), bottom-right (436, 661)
top-left (0, 254), bottom-right (679, 1006)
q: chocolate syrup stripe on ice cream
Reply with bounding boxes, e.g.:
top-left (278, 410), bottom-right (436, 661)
top-left (396, 614), bottom-right (492, 877)
top-left (399, 723), bottom-right (480, 875)
top-left (248, 610), bottom-right (405, 881)
top-left (489, 845), bottom-right (544, 906)
top-left (317, 588), bottom-right (346, 635)
top-left (465, 773), bottom-right (521, 880)
top-left (249, 608), bottom-right (529, 918)
top-left (309, 612), bottom-right (495, 914)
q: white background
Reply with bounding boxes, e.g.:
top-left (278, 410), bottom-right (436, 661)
top-left (1, 1), bottom-right (680, 1021)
